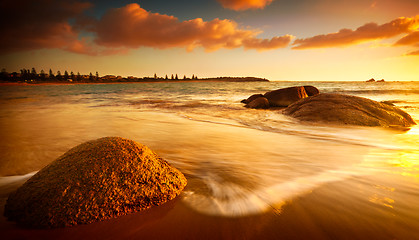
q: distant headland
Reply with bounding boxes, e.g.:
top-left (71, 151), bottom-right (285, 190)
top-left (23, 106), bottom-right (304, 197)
top-left (0, 68), bottom-right (269, 84)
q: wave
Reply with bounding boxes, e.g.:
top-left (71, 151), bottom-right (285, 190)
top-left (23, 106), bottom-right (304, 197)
top-left (179, 112), bottom-right (408, 151)
top-left (0, 171), bottom-right (37, 187)
top-left (182, 168), bottom-right (366, 217)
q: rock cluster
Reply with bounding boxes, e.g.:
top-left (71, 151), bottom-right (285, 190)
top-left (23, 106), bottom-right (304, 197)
top-left (4, 137), bottom-right (187, 228)
top-left (242, 86), bottom-right (416, 128)
top-left (284, 93), bottom-right (416, 127)
top-left (241, 86), bottom-right (319, 109)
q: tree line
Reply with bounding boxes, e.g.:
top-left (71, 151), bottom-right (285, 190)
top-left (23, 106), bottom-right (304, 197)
top-left (154, 73), bottom-right (198, 80)
top-left (0, 68), bottom-right (100, 82)
top-left (0, 68), bottom-right (200, 83)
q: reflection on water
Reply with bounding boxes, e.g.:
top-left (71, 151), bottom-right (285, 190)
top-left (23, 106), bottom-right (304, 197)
top-left (1, 82), bottom-right (419, 239)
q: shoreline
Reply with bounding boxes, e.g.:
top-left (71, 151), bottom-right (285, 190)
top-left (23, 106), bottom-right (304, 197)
top-left (0, 80), bottom-right (269, 86)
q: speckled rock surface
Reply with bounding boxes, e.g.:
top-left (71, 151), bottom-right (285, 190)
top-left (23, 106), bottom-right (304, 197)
top-left (4, 137), bottom-right (187, 228)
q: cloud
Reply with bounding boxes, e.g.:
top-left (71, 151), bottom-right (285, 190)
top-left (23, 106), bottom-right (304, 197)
top-left (394, 31), bottom-right (419, 47)
top-left (0, 0), bottom-right (94, 55)
top-left (292, 16), bottom-right (419, 49)
top-left (396, 31), bottom-right (419, 56)
top-left (406, 50), bottom-right (419, 55)
top-left (94, 3), bottom-right (292, 52)
top-left (0, 1), bottom-right (290, 55)
top-left (217, 0), bottom-right (273, 11)
top-left (243, 35), bottom-right (294, 51)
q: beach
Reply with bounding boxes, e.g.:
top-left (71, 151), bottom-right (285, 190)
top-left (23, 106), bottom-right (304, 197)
top-left (1, 81), bottom-right (419, 239)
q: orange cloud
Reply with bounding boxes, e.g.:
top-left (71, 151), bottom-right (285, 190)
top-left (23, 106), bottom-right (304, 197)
top-left (217, 0), bottom-right (273, 11)
top-left (292, 16), bottom-right (419, 49)
top-left (395, 31), bottom-right (419, 56)
top-left (0, 0), bottom-right (93, 55)
top-left (394, 31), bottom-right (419, 46)
top-left (243, 35), bottom-right (294, 51)
top-left (94, 3), bottom-right (291, 52)
top-left (406, 50), bottom-right (419, 55)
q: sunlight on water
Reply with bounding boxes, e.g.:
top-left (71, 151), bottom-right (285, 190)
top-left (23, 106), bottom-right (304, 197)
top-left (1, 81), bottom-right (419, 239)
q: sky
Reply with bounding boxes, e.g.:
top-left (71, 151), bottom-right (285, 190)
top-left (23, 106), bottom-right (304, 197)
top-left (0, 0), bottom-right (418, 81)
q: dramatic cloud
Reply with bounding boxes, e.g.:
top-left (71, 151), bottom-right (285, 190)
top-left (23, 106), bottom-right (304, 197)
top-left (0, 0), bottom-right (93, 55)
top-left (292, 16), bottom-right (419, 49)
top-left (217, 0), bottom-right (273, 11)
top-left (94, 3), bottom-right (292, 52)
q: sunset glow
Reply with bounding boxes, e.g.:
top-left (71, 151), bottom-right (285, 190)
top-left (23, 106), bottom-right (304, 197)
top-left (0, 0), bottom-right (418, 81)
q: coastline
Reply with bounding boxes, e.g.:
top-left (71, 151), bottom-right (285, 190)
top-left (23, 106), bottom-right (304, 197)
top-left (0, 77), bottom-right (269, 86)
top-left (0, 80), bottom-right (267, 86)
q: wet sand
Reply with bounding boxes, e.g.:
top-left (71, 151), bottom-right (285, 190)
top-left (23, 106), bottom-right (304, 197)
top-left (1, 82), bottom-right (419, 239)
top-left (2, 175), bottom-right (418, 240)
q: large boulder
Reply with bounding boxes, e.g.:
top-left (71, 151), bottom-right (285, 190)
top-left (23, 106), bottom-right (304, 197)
top-left (264, 86), bottom-right (308, 107)
top-left (284, 93), bottom-right (416, 127)
top-left (241, 94), bottom-right (264, 104)
top-left (303, 86), bottom-right (320, 96)
top-left (4, 137), bottom-right (187, 228)
top-left (245, 97), bottom-right (270, 109)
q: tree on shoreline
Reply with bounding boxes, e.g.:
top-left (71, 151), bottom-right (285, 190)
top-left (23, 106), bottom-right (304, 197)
top-left (31, 68), bottom-right (37, 80)
top-left (56, 71), bottom-right (62, 81)
top-left (64, 71), bottom-right (69, 80)
top-left (40, 70), bottom-right (46, 80)
top-left (49, 69), bottom-right (55, 79)
top-left (0, 68), bottom-right (7, 80)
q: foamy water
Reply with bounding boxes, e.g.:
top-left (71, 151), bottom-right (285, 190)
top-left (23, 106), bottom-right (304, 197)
top-left (1, 81), bottom-right (419, 239)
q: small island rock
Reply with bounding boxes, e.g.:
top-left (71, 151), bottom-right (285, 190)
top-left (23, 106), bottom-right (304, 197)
top-left (284, 93), bottom-right (416, 127)
top-left (4, 137), bottom-right (187, 228)
top-left (264, 86), bottom-right (308, 107)
top-left (245, 97), bottom-right (270, 109)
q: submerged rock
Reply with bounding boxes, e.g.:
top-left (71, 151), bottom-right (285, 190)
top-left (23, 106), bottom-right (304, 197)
top-left (4, 137), bottom-right (187, 228)
top-left (284, 93), bottom-right (416, 127)
top-left (264, 86), bottom-right (308, 107)
top-left (245, 97), bottom-right (270, 109)
top-left (241, 94), bottom-right (264, 104)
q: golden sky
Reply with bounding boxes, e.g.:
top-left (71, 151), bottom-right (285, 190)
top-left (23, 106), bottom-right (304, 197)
top-left (1, 0), bottom-right (418, 81)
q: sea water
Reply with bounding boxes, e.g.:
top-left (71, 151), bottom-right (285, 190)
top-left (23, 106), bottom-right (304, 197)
top-left (0, 81), bottom-right (418, 239)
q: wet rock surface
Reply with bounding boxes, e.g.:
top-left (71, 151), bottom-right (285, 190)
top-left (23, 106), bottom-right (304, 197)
top-left (242, 86), bottom-right (319, 109)
top-left (284, 93), bottom-right (416, 127)
top-left (264, 86), bottom-right (308, 107)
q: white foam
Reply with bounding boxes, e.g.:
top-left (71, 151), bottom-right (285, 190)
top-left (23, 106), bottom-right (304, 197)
top-left (0, 171), bottom-right (37, 187)
top-left (182, 168), bottom-right (365, 217)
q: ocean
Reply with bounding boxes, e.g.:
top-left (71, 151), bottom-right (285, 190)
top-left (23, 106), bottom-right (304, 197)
top-left (0, 81), bottom-right (418, 239)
